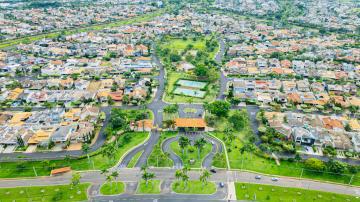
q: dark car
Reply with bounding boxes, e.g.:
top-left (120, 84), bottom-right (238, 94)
top-left (219, 182), bottom-right (225, 188)
top-left (210, 168), bottom-right (216, 173)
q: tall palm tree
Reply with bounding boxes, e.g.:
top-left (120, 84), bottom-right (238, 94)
top-left (199, 169), bottom-right (211, 187)
top-left (175, 169), bottom-right (183, 182)
top-left (81, 143), bottom-right (90, 162)
top-left (111, 171), bottom-right (119, 191)
top-left (178, 136), bottom-right (190, 156)
top-left (194, 138), bottom-right (206, 160)
top-left (106, 175), bottom-right (114, 191)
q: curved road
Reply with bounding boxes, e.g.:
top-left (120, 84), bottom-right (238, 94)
top-left (202, 134), bottom-right (223, 168)
top-left (162, 135), bottom-right (183, 169)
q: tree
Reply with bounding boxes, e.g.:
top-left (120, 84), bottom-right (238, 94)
top-left (205, 101), bottom-right (230, 117)
top-left (345, 123), bottom-right (352, 132)
top-left (194, 64), bottom-right (208, 77)
top-left (163, 104), bottom-right (179, 114)
top-left (175, 169), bottom-right (183, 182)
top-left (194, 138), bottom-right (206, 160)
top-left (70, 172), bottom-right (81, 190)
top-left (102, 144), bottom-right (117, 164)
top-left (304, 158), bottom-right (325, 171)
top-left (111, 171), bottom-right (119, 191)
top-left (326, 159), bottom-right (346, 174)
top-left (199, 169), bottom-right (211, 187)
top-left (228, 110), bottom-right (246, 131)
top-left (178, 136), bottom-right (190, 155)
top-left (81, 143), bottom-right (90, 162)
top-left (141, 165), bottom-right (155, 186)
top-left (163, 119), bottom-right (176, 129)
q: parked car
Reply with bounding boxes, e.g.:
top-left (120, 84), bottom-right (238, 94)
top-left (255, 175), bottom-right (262, 179)
top-left (271, 177), bottom-right (279, 181)
top-left (219, 182), bottom-right (225, 188)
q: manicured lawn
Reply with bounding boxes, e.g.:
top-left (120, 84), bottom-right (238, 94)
top-left (147, 132), bottom-right (177, 167)
top-left (0, 183), bottom-right (90, 202)
top-left (172, 180), bottom-right (216, 194)
top-left (100, 181), bottom-right (125, 195)
top-left (170, 140), bottom-right (212, 168)
top-left (0, 132), bottom-right (149, 178)
top-left (127, 150), bottom-right (143, 168)
top-left (162, 112), bottom-right (179, 121)
top-left (137, 180), bottom-right (161, 194)
top-left (235, 182), bottom-right (360, 202)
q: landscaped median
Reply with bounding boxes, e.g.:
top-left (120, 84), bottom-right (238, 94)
top-left (137, 180), bottom-right (161, 194)
top-left (100, 181), bottom-right (125, 195)
top-left (235, 182), bottom-right (360, 202)
top-left (0, 183), bottom-right (90, 201)
top-left (147, 132), bottom-right (177, 167)
top-left (172, 180), bottom-right (216, 194)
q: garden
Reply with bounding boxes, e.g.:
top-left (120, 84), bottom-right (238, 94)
top-left (156, 35), bottom-right (220, 103)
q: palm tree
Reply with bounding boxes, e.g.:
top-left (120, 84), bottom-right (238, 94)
top-left (102, 144), bottom-right (117, 164)
top-left (81, 143), bottom-right (90, 162)
top-left (194, 138), bottom-right (206, 160)
top-left (141, 165), bottom-right (155, 187)
top-left (70, 172), bottom-right (81, 190)
top-left (240, 143), bottom-right (256, 160)
top-left (111, 171), bottom-right (119, 191)
top-left (106, 175), bottom-right (114, 191)
top-left (175, 169), bottom-right (183, 182)
top-left (181, 171), bottom-right (189, 187)
top-left (199, 169), bottom-right (211, 187)
top-left (178, 136), bottom-right (190, 156)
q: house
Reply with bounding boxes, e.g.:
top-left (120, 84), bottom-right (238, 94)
top-left (322, 117), bottom-right (343, 130)
top-left (6, 88), bottom-right (23, 100)
top-left (177, 62), bottom-right (195, 72)
top-left (28, 127), bottom-right (56, 146)
top-left (292, 127), bottom-right (316, 146)
top-left (51, 124), bottom-right (77, 143)
top-left (174, 118), bottom-right (207, 132)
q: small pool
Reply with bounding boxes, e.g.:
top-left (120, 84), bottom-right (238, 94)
top-left (174, 87), bottom-right (206, 98)
top-left (177, 80), bottom-right (207, 89)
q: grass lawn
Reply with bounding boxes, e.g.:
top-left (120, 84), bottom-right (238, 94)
top-left (0, 183), bottom-right (90, 202)
top-left (172, 180), bottom-right (216, 194)
top-left (147, 132), bottom-right (177, 167)
top-left (235, 182), bottom-right (360, 202)
top-left (127, 150), bottom-right (143, 168)
top-left (162, 112), bottom-right (179, 121)
top-left (137, 180), bottom-right (161, 194)
top-left (100, 182), bottom-right (125, 195)
top-left (170, 140), bottom-right (212, 168)
top-left (0, 132), bottom-right (149, 178)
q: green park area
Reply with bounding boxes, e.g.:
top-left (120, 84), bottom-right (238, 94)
top-left (0, 184), bottom-right (90, 202)
top-left (147, 132), bottom-right (177, 167)
top-left (137, 180), bottom-right (161, 194)
top-left (156, 36), bottom-right (220, 103)
top-left (0, 109), bottom-right (151, 178)
top-left (100, 182), bottom-right (125, 195)
top-left (235, 182), bottom-right (360, 202)
top-left (172, 180), bottom-right (216, 194)
top-left (170, 136), bottom-right (212, 168)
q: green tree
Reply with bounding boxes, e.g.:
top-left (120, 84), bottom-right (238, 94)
top-left (178, 136), bottom-right (190, 155)
top-left (194, 138), bottom-right (206, 160)
top-left (326, 159), bottom-right (346, 174)
top-left (199, 169), bottom-right (211, 187)
top-left (81, 143), bottom-right (90, 162)
top-left (70, 172), bottom-right (81, 190)
top-left (205, 101), bottom-right (230, 117)
top-left (304, 158), bottom-right (325, 171)
top-left (228, 110), bottom-right (246, 131)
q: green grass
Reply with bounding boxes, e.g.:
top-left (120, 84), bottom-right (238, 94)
top-left (235, 182), bottom-right (360, 202)
top-left (127, 150), bottom-right (143, 168)
top-left (172, 180), bottom-right (216, 194)
top-left (147, 132), bottom-right (177, 167)
top-left (0, 183), bottom-right (90, 202)
top-left (100, 182), bottom-right (125, 195)
top-left (170, 140), bottom-right (212, 168)
top-left (0, 9), bottom-right (165, 49)
top-left (0, 132), bottom-right (149, 178)
top-left (162, 112), bottom-right (179, 121)
top-left (137, 180), bottom-right (161, 194)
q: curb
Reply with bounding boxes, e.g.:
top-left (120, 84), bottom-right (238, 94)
top-left (207, 132), bottom-right (230, 170)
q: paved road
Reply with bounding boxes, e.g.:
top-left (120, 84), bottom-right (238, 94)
top-left (0, 168), bottom-right (359, 198)
top-left (202, 134), bottom-right (223, 168)
top-left (162, 135), bottom-right (183, 169)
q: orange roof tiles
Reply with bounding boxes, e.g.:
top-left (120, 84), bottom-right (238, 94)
top-left (175, 118), bottom-right (206, 128)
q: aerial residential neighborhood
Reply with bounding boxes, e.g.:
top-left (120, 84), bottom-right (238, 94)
top-left (0, 0), bottom-right (359, 202)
